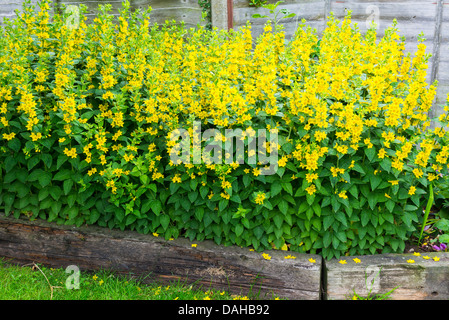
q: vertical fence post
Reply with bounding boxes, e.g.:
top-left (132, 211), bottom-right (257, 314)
top-left (324, 0), bottom-right (331, 27)
top-left (211, 0), bottom-right (229, 30)
top-left (430, 0), bottom-right (444, 120)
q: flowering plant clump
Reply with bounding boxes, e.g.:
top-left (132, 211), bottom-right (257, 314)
top-left (1, 0), bottom-right (449, 259)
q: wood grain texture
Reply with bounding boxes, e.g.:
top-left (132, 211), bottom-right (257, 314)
top-left (325, 253), bottom-right (449, 300)
top-left (0, 213), bottom-right (322, 300)
top-left (55, 0), bottom-right (203, 27)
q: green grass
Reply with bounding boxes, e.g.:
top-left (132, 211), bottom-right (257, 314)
top-left (0, 258), bottom-right (281, 300)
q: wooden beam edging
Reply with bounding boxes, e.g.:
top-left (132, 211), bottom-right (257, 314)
top-left (325, 252), bottom-right (449, 300)
top-left (0, 213), bottom-right (322, 300)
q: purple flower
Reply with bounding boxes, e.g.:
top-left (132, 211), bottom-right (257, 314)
top-left (432, 243), bottom-right (447, 251)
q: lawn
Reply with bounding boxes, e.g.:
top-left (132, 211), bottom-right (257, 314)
top-left (0, 258), bottom-right (274, 300)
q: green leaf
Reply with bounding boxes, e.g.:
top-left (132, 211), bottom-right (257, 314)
top-left (39, 197), bottom-right (53, 210)
top-left (281, 182), bottom-right (293, 195)
top-left (38, 188), bottom-right (49, 201)
top-left (67, 206), bottom-right (79, 220)
top-left (235, 224), bottom-right (244, 237)
top-left (53, 169), bottom-right (72, 181)
top-left (365, 148), bottom-right (376, 162)
top-left (151, 200), bottom-right (162, 216)
top-left (188, 191), bottom-right (198, 203)
top-left (199, 185), bottom-right (209, 199)
top-left (219, 199), bottom-right (228, 212)
top-left (28, 169), bottom-right (45, 182)
top-left (398, 188), bottom-right (409, 200)
top-left (243, 175), bottom-right (251, 188)
top-left (160, 215), bottom-right (170, 230)
top-left (271, 183), bottom-right (283, 197)
top-left (368, 193), bottom-right (378, 210)
top-left (312, 202), bottom-right (321, 216)
top-left (38, 171), bottom-right (52, 188)
top-left (385, 200), bottom-right (395, 213)
top-left (370, 175), bottom-right (382, 191)
top-left (361, 211), bottom-right (370, 227)
top-left (335, 231), bottom-right (347, 243)
top-left (323, 215), bottom-right (334, 230)
top-left (125, 214), bottom-right (137, 226)
top-left (195, 207), bottom-right (204, 221)
top-left (435, 219), bottom-right (449, 232)
top-left (57, 154), bottom-right (68, 170)
top-left (40, 154), bottom-right (52, 168)
top-left (8, 138), bottom-right (21, 152)
top-left (27, 156), bottom-right (40, 171)
top-left (278, 199), bottom-right (288, 215)
top-left (438, 234), bottom-right (449, 244)
top-left (49, 186), bottom-right (62, 201)
top-left (273, 215), bottom-right (283, 229)
top-left (63, 179), bottom-right (74, 195)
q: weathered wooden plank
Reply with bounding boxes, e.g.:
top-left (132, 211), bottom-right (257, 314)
top-left (434, 1), bottom-right (449, 108)
top-left (56, 0), bottom-right (203, 27)
top-left (325, 253), bottom-right (449, 300)
top-left (232, 0), bottom-right (325, 39)
top-left (0, 213), bottom-right (322, 300)
top-left (0, 0), bottom-right (40, 24)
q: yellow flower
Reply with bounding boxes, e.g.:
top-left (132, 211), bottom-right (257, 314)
top-left (153, 232), bottom-right (159, 237)
top-left (306, 172), bottom-right (318, 183)
top-left (284, 255), bottom-right (296, 259)
top-left (409, 186), bottom-right (416, 195)
top-left (423, 256), bottom-right (430, 260)
top-left (98, 279), bottom-right (104, 285)
top-left (412, 168), bottom-right (423, 179)
top-left (413, 252), bottom-right (421, 257)
top-left (378, 148), bottom-right (386, 159)
top-left (305, 184), bottom-right (317, 195)
top-left (338, 191), bottom-right (348, 199)
top-left (92, 275), bottom-right (98, 281)
top-left (63, 147), bottom-right (77, 159)
top-left (171, 174), bottom-right (182, 184)
top-left (339, 260), bottom-right (347, 265)
top-left (191, 243), bottom-right (197, 248)
top-left (308, 258), bottom-right (316, 263)
top-left (433, 256), bottom-right (440, 262)
top-left (254, 192), bottom-right (266, 205)
top-left (262, 253), bottom-right (271, 260)
top-left (406, 259), bottom-right (415, 263)
top-left (353, 258), bottom-right (361, 263)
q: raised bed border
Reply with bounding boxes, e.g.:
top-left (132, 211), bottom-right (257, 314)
top-left (1, 212), bottom-right (449, 300)
top-left (0, 213), bottom-right (322, 300)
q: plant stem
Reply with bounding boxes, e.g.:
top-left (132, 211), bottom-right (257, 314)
top-left (418, 183), bottom-right (433, 245)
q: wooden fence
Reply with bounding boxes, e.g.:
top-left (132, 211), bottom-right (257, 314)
top-left (217, 0), bottom-right (449, 119)
top-left (1, 0), bottom-right (448, 116)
